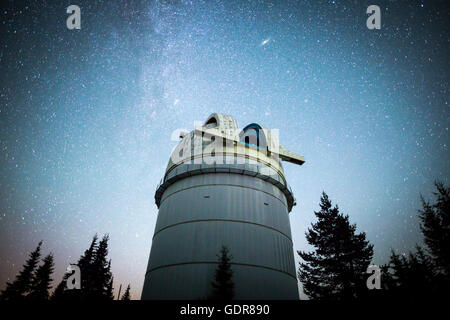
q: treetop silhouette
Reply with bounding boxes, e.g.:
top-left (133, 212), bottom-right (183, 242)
top-left (298, 192), bottom-right (373, 300)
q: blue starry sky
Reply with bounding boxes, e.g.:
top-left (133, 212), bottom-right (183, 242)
top-left (0, 0), bottom-right (448, 299)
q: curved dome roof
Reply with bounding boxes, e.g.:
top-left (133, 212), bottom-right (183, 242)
top-left (166, 113), bottom-right (305, 171)
top-left (202, 113), bottom-right (240, 141)
top-left (204, 113), bottom-right (238, 131)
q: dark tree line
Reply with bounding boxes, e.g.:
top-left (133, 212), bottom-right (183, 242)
top-left (2, 182), bottom-right (446, 301)
top-left (0, 241), bottom-right (54, 301)
top-left (298, 182), bottom-right (449, 300)
top-left (120, 284), bottom-right (131, 300)
top-left (52, 234), bottom-right (115, 301)
top-left (0, 234), bottom-right (131, 301)
top-left (381, 182), bottom-right (449, 300)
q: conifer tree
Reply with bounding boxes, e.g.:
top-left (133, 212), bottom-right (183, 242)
top-left (210, 246), bottom-right (234, 301)
top-left (51, 262), bottom-right (83, 301)
top-left (298, 192), bottom-right (373, 300)
top-left (121, 284), bottom-right (131, 300)
top-left (419, 181), bottom-right (449, 279)
top-left (78, 234), bottom-right (98, 298)
top-left (0, 241), bottom-right (42, 301)
top-left (28, 253), bottom-right (54, 300)
top-left (383, 182), bottom-right (450, 298)
top-left (386, 246), bottom-right (436, 297)
top-left (51, 275), bottom-right (68, 301)
top-left (51, 234), bottom-right (112, 301)
top-left (91, 234), bottom-right (113, 299)
top-left (105, 271), bottom-right (114, 300)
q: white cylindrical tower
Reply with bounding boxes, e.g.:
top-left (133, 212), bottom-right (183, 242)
top-left (142, 113), bottom-right (305, 299)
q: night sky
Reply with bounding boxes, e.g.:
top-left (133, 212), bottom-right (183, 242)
top-left (0, 0), bottom-right (448, 299)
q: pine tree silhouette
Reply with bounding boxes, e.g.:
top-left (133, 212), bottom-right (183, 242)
top-left (28, 253), bottom-right (54, 301)
top-left (90, 234), bottom-right (114, 300)
top-left (386, 246), bottom-right (436, 297)
top-left (419, 181), bottom-right (449, 279)
top-left (297, 192), bottom-right (374, 300)
top-left (210, 245), bottom-right (234, 301)
top-left (105, 272), bottom-right (114, 300)
top-left (121, 284), bottom-right (131, 300)
top-left (51, 275), bottom-right (69, 301)
top-left (384, 182), bottom-right (450, 299)
top-left (78, 234), bottom-right (98, 299)
top-left (51, 235), bottom-right (99, 301)
top-left (0, 241), bottom-right (42, 301)
top-left (51, 234), bottom-right (115, 301)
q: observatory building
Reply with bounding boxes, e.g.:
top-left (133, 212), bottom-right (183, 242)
top-left (142, 113), bottom-right (305, 299)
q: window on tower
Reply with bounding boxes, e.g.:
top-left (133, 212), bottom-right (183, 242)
top-left (239, 123), bottom-right (267, 150)
top-left (205, 116), bottom-right (218, 128)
